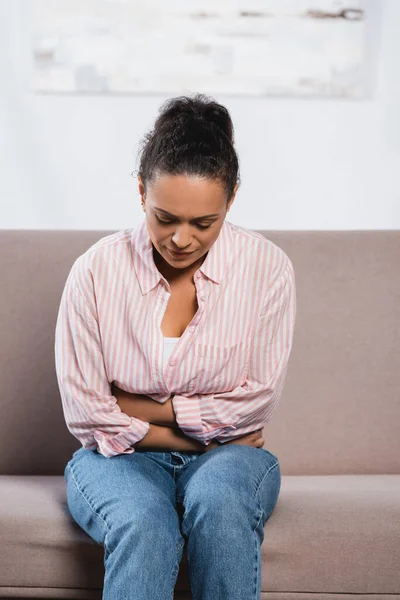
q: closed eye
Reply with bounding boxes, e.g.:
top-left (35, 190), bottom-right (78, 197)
top-left (156, 216), bottom-right (212, 230)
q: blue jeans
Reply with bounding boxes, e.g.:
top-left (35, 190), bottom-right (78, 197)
top-left (64, 444), bottom-right (281, 600)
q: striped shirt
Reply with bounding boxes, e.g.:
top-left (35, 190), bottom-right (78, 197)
top-left (55, 217), bottom-right (296, 458)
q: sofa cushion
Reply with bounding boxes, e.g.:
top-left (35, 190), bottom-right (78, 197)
top-left (0, 474), bottom-right (399, 597)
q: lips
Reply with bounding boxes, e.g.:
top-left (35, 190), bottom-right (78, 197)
top-left (169, 248), bottom-right (193, 256)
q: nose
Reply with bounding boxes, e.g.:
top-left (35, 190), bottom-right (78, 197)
top-left (172, 226), bottom-right (192, 249)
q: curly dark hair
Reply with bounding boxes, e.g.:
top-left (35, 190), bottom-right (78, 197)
top-left (137, 93), bottom-right (240, 201)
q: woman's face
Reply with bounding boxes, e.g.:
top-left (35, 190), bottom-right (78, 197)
top-left (138, 173), bottom-right (236, 274)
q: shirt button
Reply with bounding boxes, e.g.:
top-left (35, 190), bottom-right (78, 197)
top-left (188, 326), bottom-right (195, 332)
top-left (200, 296), bottom-right (205, 302)
top-left (195, 272), bottom-right (201, 278)
top-left (169, 360), bottom-right (176, 366)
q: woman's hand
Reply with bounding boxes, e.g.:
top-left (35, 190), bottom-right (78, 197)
top-left (227, 429), bottom-right (265, 448)
top-left (205, 429), bottom-right (265, 452)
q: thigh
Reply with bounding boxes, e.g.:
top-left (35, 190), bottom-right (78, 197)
top-left (64, 448), bottom-right (179, 547)
top-left (176, 444), bottom-right (281, 524)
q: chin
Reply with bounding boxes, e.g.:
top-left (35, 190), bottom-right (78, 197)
top-left (166, 253), bottom-right (195, 266)
top-left (166, 248), bottom-right (207, 267)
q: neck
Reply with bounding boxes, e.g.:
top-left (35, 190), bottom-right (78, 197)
top-left (152, 246), bottom-right (207, 283)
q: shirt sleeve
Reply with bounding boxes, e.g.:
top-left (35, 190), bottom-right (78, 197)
top-left (54, 262), bottom-right (150, 457)
top-left (172, 259), bottom-right (296, 444)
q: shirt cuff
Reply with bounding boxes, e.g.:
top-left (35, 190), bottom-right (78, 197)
top-left (172, 394), bottom-right (237, 443)
top-left (93, 417), bottom-right (150, 457)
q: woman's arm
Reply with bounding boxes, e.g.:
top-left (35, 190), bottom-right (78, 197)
top-left (111, 386), bottom-right (264, 451)
top-left (112, 383), bottom-right (179, 428)
top-left (55, 268), bottom-right (150, 457)
top-left (134, 424), bottom-right (263, 452)
top-left (111, 383), bottom-right (264, 452)
top-left (111, 384), bottom-right (221, 451)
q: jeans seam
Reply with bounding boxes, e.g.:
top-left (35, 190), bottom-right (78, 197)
top-left (253, 461), bottom-right (280, 530)
top-left (68, 462), bottom-right (111, 552)
top-left (253, 526), bottom-right (260, 599)
top-left (170, 538), bottom-right (185, 600)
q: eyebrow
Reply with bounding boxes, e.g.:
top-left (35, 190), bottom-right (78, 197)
top-left (154, 208), bottom-right (220, 220)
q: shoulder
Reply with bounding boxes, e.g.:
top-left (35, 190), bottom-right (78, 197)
top-left (226, 220), bottom-right (294, 281)
top-left (68, 228), bottom-right (134, 286)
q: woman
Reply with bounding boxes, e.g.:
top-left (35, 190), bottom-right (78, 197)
top-left (55, 94), bottom-right (296, 600)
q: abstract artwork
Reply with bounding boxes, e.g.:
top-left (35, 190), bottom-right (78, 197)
top-left (32, 0), bottom-right (368, 97)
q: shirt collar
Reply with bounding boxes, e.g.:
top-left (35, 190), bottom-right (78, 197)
top-left (131, 216), bottom-right (233, 295)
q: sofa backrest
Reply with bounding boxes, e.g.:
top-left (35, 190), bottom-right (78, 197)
top-left (0, 228), bottom-right (399, 476)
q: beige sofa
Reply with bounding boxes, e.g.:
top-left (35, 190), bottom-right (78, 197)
top-left (0, 228), bottom-right (399, 600)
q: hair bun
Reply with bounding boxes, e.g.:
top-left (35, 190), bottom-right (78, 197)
top-left (139, 93), bottom-right (239, 199)
top-left (155, 94), bottom-right (234, 144)
top-left (200, 103), bottom-right (233, 144)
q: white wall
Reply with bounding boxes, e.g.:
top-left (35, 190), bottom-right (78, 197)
top-left (0, 0), bottom-right (399, 231)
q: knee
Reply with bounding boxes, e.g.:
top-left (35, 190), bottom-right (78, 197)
top-left (182, 472), bottom-right (251, 533)
top-left (180, 446), bottom-right (281, 533)
top-left (254, 460), bottom-right (281, 521)
top-left (117, 499), bottom-right (174, 530)
top-left (108, 501), bottom-right (182, 551)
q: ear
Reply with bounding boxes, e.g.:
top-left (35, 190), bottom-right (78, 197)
top-left (227, 182), bottom-right (239, 212)
top-left (138, 175), bottom-right (145, 199)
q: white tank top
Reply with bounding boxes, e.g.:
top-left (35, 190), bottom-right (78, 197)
top-left (163, 337), bottom-right (180, 367)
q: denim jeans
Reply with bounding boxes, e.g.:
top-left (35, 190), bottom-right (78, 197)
top-left (64, 443), bottom-right (281, 600)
